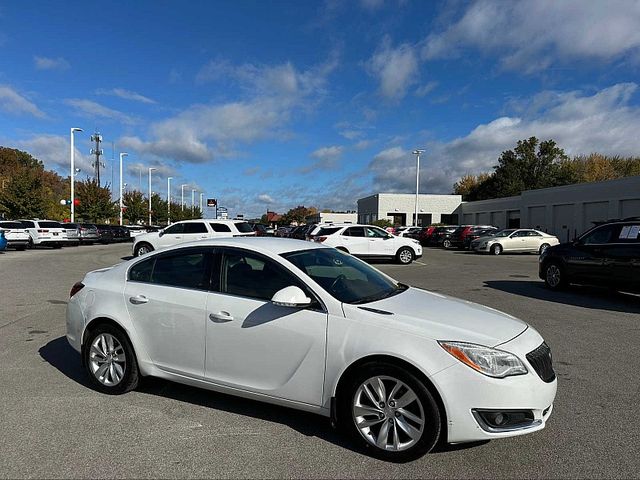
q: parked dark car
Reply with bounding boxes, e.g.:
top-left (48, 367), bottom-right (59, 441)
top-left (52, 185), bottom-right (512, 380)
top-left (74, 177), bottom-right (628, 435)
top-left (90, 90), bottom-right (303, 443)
top-left (109, 225), bottom-right (131, 242)
top-left (249, 223), bottom-right (269, 236)
top-left (429, 226), bottom-right (458, 247)
top-left (417, 226), bottom-right (437, 245)
top-left (463, 227), bottom-right (499, 250)
top-left (451, 225), bottom-right (497, 249)
top-left (95, 224), bottom-right (115, 244)
top-left (539, 219), bottom-right (640, 292)
top-left (289, 224), bottom-right (313, 240)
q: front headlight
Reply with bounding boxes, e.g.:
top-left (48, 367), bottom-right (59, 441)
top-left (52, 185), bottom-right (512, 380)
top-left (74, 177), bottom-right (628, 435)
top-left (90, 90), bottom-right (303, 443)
top-left (439, 341), bottom-right (528, 378)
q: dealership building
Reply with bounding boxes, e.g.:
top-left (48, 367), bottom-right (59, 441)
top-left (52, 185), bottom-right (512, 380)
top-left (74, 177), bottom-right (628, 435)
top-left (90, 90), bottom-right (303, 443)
top-left (358, 176), bottom-right (640, 241)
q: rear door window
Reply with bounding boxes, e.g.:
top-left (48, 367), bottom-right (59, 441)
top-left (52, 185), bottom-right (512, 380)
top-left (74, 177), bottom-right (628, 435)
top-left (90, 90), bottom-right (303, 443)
top-left (317, 227), bottom-right (341, 236)
top-left (210, 223), bottom-right (232, 233)
top-left (234, 222), bottom-right (254, 233)
top-left (150, 250), bottom-right (212, 290)
top-left (343, 227), bottom-right (365, 237)
top-left (183, 222), bottom-right (207, 234)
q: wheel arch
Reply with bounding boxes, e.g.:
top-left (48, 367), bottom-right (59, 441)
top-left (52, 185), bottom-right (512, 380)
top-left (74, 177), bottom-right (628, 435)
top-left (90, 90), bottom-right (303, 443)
top-left (396, 245), bottom-right (415, 257)
top-left (332, 354), bottom-right (448, 439)
top-left (335, 246), bottom-right (349, 254)
top-left (81, 316), bottom-right (140, 370)
top-left (134, 241), bottom-right (154, 255)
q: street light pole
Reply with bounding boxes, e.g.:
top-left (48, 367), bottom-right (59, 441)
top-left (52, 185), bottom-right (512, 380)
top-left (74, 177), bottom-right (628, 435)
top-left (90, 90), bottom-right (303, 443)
top-left (199, 192), bottom-right (203, 216)
top-left (119, 153), bottom-right (128, 226)
top-left (148, 167), bottom-right (156, 226)
top-left (167, 177), bottom-right (173, 224)
top-left (70, 127), bottom-right (83, 222)
top-left (412, 149), bottom-right (425, 227)
top-left (191, 189), bottom-right (196, 214)
top-left (181, 184), bottom-right (187, 211)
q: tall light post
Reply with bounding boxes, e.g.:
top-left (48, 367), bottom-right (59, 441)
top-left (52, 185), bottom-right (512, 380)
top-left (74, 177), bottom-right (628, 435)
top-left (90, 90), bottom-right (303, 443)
top-left (70, 127), bottom-right (83, 222)
top-left (181, 184), bottom-right (188, 211)
top-left (199, 192), bottom-right (203, 216)
top-left (191, 189), bottom-right (196, 214)
top-left (148, 167), bottom-right (156, 226)
top-left (412, 149), bottom-right (425, 227)
top-left (167, 177), bottom-right (173, 224)
top-left (119, 153), bottom-right (128, 226)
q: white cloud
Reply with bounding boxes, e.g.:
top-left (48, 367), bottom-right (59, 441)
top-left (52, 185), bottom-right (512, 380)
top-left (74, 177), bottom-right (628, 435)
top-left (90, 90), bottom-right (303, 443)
top-left (300, 145), bottom-right (344, 173)
top-left (15, 134), bottom-right (92, 174)
top-left (369, 83), bottom-right (640, 193)
top-left (0, 85), bottom-right (46, 118)
top-left (367, 37), bottom-right (418, 99)
top-left (415, 81), bottom-right (438, 97)
top-left (422, 0), bottom-right (640, 72)
top-left (123, 57), bottom-right (338, 163)
top-left (360, 0), bottom-right (384, 10)
top-left (34, 56), bottom-right (70, 71)
top-left (95, 88), bottom-right (156, 104)
top-left (257, 194), bottom-right (276, 204)
top-left (65, 99), bottom-right (137, 125)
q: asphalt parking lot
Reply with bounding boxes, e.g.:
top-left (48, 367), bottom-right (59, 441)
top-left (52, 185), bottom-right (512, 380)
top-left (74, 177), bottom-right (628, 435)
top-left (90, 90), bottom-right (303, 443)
top-left (1, 243), bottom-right (639, 478)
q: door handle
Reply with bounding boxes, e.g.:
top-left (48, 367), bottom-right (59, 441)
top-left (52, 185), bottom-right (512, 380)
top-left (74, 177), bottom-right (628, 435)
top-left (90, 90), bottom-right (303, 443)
top-left (175, 236), bottom-right (182, 239)
top-left (209, 311), bottom-right (234, 322)
top-left (129, 295), bottom-right (149, 305)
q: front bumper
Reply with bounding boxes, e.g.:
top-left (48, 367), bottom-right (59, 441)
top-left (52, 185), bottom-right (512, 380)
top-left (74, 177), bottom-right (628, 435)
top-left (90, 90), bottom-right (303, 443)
top-left (431, 327), bottom-right (557, 443)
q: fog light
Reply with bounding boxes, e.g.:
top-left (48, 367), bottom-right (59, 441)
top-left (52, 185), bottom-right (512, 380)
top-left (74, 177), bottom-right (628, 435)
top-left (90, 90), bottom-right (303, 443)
top-left (473, 409), bottom-right (536, 432)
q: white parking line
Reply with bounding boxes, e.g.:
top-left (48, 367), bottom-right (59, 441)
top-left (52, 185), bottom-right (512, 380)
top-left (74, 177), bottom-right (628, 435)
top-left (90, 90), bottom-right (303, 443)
top-left (414, 261), bottom-right (427, 266)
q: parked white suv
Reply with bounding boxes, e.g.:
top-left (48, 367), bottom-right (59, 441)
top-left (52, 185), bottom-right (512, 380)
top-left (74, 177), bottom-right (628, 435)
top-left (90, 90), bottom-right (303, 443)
top-left (314, 223), bottom-right (422, 264)
top-left (133, 219), bottom-right (255, 256)
top-left (0, 221), bottom-right (30, 250)
top-left (20, 219), bottom-right (68, 248)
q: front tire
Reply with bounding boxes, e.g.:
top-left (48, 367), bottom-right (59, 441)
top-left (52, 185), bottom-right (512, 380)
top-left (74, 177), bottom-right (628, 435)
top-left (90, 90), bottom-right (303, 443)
top-left (134, 243), bottom-right (154, 257)
top-left (544, 261), bottom-right (567, 290)
top-left (337, 363), bottom-right (441, 462)
top-left (84, 324), bottom-right (139, 395)
top-left (396, 247), bottom-right (414, 265)
top-left (539, 243), bottom-right (550, 254)
top-left (490, 244), bottom-right (502, 255)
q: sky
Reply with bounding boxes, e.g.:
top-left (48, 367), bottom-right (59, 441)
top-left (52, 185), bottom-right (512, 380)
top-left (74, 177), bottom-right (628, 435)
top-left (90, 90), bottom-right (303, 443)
top-left (1, 0), bottom-right (640, 218)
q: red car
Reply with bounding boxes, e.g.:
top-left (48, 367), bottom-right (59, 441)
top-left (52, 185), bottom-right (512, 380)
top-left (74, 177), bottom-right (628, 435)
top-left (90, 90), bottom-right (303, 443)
top-left (418, 226), bottom-right (437, 245)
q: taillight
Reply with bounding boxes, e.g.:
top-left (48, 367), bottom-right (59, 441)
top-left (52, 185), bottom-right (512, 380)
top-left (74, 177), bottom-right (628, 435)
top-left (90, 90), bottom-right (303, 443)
top-left (70, 282), bottom-right (85, 298)
top-left (316, 236), bottom-right (327, 242)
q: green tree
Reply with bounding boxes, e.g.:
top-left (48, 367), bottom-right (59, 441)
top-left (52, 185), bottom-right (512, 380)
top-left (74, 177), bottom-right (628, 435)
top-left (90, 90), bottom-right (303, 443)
top-left (0, 166), bottom-right (45, 219)
top-left (123, 190), bottom-right (147, 224)
top-left (75, 179), bottom-right (117, 223)
top-left (150, 193), bottom-right (168, 224)
top-left (373, 219), bottom-right (393, 229)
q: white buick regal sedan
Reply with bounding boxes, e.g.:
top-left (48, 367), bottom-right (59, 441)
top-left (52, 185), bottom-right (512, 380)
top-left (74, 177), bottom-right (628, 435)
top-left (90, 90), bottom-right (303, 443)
top-left (66, 238), bottom-right (556, 461)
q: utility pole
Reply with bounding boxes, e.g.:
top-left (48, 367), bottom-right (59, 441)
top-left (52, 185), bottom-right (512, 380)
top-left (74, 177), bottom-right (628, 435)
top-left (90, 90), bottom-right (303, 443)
top-left (412, 149), bottom-right (425, 227)
top-left (90, 131), bottom-right (104, 185)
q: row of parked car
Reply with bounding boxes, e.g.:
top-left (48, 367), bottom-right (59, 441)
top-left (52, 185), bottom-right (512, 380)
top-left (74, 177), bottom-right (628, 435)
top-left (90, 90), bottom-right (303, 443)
top-left (0, 219), bottom-right (157, 251)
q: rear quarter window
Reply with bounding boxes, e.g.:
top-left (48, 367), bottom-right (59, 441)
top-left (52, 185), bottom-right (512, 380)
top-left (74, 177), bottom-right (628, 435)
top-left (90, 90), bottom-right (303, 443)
top-left (210, 223), bottom-right (232, 233)
top-left (234, 222), bottom-right (254, 233)
top-left (0, 222), bottom-right (24, 229)
top-left (317, 227), bottom-right (342, 236)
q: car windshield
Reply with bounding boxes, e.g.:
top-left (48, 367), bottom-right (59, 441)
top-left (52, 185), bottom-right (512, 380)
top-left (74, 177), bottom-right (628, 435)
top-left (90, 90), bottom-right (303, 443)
top-left (39, 221), bottom-right (61, 229)
top-left (282, 248), bottom-right (407, 304)
top-left (494, 229), bottom-right (516, 237)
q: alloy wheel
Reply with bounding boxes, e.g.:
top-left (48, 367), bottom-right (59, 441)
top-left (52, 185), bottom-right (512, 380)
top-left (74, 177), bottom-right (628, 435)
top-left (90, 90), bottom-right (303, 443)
top-left (137, 245), bottom-right (150, 255)
top-left (399, 249), bottom-right (413, 264)
top-left (546, 264), bottom-right (561, 288)
top-left (89, 333), bottom-right (126, 386)
top-left (352, 376), bottom-right (425, 452)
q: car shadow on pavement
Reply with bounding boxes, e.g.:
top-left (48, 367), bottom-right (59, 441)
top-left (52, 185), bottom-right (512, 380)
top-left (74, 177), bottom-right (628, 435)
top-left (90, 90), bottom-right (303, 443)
top-left (39, 336), bottom-right (486, 460)
top-left (484, 280), bottom-right (640, 314)
top-left (38, 336), bottom-right (92, 388)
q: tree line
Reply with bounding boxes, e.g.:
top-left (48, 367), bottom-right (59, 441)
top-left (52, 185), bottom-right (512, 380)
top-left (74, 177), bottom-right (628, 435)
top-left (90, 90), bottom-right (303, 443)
top-left (0, 146), bottom-right (201, 224)
top-left (453, 137), bottom-right (640, 201)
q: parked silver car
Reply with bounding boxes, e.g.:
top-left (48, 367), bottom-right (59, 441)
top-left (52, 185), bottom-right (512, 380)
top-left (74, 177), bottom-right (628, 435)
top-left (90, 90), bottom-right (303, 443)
top-left (471, 229), bottom-right (559, 255)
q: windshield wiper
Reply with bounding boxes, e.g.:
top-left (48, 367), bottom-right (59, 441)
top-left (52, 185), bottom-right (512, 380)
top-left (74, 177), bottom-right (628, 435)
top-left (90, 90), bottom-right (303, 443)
top-left (351, 283), bottom-right (409, 305)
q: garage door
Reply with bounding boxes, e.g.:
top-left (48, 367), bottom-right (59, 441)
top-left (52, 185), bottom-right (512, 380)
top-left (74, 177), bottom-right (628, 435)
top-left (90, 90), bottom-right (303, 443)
top-left (553, 204), bottom-right (576, 242)
top-left (477, 212), bottom-right (490, 225)
top-left (528, 206), bottom-right (546, 230)
top-left (620, 199), bottom-right (640, 218)
top-left (583, 201), bottom-right (609, 232)
top-left (506, 210), bottom-right (520, 229)
top-left (463, 213), bottom-right (474, 224)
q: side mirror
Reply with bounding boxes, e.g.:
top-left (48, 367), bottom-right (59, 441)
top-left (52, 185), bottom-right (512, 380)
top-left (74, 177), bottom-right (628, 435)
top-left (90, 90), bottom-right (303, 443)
top-left (271, 286), bottom-right (312, 308)
top-left (158, 229), bottom-right (164, 237)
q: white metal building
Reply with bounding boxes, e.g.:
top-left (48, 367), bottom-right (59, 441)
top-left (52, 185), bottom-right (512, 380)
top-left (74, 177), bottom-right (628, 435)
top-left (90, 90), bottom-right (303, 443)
top-left (456, 176), bottom-right (640, 242)
top-left (357, 193), bottom-right (462, 226)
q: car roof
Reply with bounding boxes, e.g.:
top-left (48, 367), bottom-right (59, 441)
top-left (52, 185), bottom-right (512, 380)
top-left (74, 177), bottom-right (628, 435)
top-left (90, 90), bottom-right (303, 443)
top-left (176, 218), bottom-right (246, 223)
top-left (165, 237), bottom-right (330, 255)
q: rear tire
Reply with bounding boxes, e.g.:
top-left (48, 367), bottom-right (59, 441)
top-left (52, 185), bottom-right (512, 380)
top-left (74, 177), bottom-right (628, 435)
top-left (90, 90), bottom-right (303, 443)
top-left (396, 247), bottom-right (414, 265)
top-left (84, 324), bottom-right (139, 395)
top-left (490, 244), bottom-right (502, 255)
top-left (337, 363), bottom-right (441, 462)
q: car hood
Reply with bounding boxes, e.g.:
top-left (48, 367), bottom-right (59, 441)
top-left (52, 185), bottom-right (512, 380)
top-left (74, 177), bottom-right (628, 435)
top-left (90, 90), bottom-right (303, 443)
top-left (346, 287), bottom-right (527, 346)
top-left (136, 231), bottom-right (160, 243)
